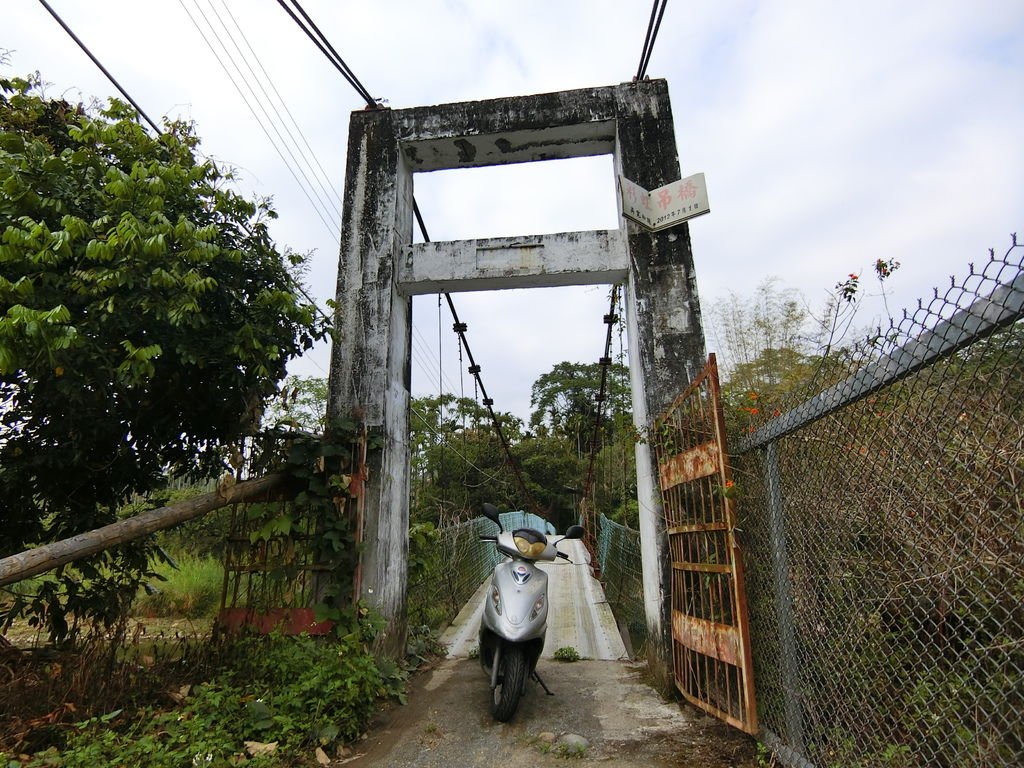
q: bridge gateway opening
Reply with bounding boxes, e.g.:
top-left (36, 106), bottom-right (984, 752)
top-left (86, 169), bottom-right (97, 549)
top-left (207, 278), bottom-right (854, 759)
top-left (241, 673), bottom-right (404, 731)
top-left (408, 154), bottom-right (618, 433)
top-left (327, 80), bottom-right (707, 690)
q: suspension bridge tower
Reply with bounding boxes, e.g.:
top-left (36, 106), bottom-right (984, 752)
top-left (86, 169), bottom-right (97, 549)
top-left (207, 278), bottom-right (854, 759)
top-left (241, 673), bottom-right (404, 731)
top-left (328, 79), bottom-right (705, 686)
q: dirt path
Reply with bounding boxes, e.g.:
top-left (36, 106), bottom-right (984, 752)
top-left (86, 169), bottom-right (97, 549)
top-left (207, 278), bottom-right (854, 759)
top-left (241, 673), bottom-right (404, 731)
top-left (346, 657), bottom-right (756, 767)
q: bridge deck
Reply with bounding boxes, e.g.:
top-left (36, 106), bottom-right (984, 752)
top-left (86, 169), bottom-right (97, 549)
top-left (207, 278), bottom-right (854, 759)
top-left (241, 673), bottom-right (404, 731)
top-left (440, 540), bottom-right (628, 660)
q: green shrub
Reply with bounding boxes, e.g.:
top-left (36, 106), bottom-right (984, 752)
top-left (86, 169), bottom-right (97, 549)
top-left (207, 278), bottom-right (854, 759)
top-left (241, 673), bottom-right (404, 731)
top-left (30, 629), bottom-right (404, 767)
top-left (553, 646), bottom-right (581, 662)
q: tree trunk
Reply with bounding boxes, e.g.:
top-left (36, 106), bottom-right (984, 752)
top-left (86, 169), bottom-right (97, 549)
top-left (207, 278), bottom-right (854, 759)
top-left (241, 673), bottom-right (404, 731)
top-left (0, 473), bottom-right (290, 587)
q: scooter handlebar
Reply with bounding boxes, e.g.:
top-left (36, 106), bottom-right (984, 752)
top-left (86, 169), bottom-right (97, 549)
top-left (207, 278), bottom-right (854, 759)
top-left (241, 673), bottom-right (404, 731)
top-left (479, 535), bottom-right (497, 542)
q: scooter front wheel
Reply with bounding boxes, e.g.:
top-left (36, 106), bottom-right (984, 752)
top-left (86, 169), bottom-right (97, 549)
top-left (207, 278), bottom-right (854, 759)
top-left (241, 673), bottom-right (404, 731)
top-left (491, 644), bottom-right (528, 722)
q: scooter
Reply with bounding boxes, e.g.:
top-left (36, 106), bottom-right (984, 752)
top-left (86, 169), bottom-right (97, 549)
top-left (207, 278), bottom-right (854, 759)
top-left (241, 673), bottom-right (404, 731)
top-left (477, 502), bottom-right (584, 721)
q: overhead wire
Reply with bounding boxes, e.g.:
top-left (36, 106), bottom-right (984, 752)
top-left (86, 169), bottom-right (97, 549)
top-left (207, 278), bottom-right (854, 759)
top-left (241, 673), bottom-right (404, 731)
top-left (216, 0), bottom-right (343, 211)
top-left (179, 0), bottom-right (343, 336)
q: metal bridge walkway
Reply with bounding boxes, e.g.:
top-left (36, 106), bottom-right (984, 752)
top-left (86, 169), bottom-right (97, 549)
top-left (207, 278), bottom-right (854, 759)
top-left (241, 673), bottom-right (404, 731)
top-left (440, 540), bottom-right (628, 660)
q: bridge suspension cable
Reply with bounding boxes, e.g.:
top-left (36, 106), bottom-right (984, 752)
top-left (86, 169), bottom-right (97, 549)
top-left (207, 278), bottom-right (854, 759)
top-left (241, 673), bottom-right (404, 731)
top-left (635, 0), bottom-right (669, 81)
top-left (275, 0), bottom-right (376, 107)
top-left (36, 0), bottom-right (161, 134)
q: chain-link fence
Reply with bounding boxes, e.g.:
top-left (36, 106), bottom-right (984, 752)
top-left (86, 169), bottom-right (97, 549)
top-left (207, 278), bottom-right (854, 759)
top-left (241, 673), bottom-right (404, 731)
top-left (407, 516), bottom-right (499, 629)
top-left (732, 241), bottom-right (1023, 767)
top-left (597, 514), bottom-right (646, 654)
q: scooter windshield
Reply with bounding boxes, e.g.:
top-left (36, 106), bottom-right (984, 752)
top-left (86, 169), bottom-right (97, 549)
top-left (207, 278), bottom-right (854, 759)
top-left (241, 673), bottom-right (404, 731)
top-left (512, 528), bottom-right (547, 559)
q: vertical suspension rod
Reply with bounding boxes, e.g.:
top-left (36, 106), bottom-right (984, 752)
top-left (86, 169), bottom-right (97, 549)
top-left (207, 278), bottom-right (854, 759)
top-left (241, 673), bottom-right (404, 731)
top-left (580, 285), bottom-right (621, 560)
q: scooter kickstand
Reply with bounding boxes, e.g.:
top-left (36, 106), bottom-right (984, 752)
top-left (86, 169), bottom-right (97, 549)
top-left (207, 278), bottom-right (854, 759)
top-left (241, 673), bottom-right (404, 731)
top-left (532, 670), bottom-right (555, 696)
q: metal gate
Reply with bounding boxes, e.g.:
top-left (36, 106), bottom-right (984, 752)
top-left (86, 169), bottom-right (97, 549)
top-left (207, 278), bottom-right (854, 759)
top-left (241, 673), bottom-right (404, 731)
top-left (651, 354), bottom-right (757, 734)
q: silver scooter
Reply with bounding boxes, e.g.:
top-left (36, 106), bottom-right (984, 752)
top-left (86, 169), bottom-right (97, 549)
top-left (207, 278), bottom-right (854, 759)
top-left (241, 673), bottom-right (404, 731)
top-left (477, 502), bottom-right (584, 721)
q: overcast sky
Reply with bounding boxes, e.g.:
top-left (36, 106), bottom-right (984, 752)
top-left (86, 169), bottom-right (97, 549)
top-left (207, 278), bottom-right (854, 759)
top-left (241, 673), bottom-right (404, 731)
top-left (5, 0), bottom-right (1023, 421)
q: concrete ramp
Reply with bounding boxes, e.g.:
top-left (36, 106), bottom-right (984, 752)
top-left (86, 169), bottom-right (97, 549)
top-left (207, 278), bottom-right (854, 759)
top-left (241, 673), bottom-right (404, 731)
top-left (440, 540), bottom-right (627, 660)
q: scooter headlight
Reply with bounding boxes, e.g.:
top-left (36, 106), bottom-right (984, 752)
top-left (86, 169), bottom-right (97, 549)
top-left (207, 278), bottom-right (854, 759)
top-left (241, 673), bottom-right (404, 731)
top-left (491, 585), bottom-right (502, 616)
top-left (529, 593), bottom-right (546, 620)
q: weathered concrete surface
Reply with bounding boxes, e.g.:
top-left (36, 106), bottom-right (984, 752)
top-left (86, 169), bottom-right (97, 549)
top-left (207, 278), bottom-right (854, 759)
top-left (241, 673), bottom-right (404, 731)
top-left (441, 540), bottom-right (626, 661)
top-left (327, 106), bottom-right (414, 658)
top-left (393, 85), bottom-right (624, 171)
top-left (347, 658), bottom-right (757, 767)
top-left (400, 230), bottom-right (627, 296)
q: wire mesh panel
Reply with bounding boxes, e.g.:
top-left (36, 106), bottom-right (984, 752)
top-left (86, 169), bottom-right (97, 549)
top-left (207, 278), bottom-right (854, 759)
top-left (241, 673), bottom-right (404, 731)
top-left (597, 514), bottom-right (646, 653)
top-left (652, 354), bottom-right (758, 734)
top-left (407, 516), bottom-right (502, 629)
top-left (734, 242), bottom-right (1023, 767)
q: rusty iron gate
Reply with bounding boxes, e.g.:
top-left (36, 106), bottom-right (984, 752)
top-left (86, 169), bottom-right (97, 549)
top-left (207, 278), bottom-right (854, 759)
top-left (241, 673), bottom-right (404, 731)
top-left (651, 354), bottom-right (757, 734)
top-left (218, 431), bottom-right (368, 635)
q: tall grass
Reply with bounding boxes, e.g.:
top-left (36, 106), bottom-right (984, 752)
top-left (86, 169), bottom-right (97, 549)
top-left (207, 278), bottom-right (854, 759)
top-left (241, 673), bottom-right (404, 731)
top-left (133, 554), bottom-right (222, 619)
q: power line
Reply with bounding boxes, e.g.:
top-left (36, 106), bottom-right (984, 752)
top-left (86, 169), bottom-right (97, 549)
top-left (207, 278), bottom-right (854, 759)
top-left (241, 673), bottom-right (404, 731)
top-left (635, 0), bottom-right (669, 81)
top-left (211, 0), bottom-right (342, 217)
top-left (36, 0), bottom-right (161, 134)
top-left (180, 0), bottom-right (339, 332)
top-left (219, 0), bottom-right (342, 204)
top-left (179, 0), bottom-right (341, 236)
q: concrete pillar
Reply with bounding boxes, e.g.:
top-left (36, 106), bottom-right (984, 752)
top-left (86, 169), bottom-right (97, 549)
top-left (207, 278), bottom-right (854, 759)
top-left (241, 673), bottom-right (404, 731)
top-left (614, 82), bottom-right (707, 691)
top-left (328, 107), bottom-right (414, 658)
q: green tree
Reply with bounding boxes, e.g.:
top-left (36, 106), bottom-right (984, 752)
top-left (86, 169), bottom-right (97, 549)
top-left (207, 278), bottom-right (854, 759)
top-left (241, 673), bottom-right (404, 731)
top-left (517, 433), bottom-right (583, 532)
top-left (262, 374), bottom-right (329, 433)
top-left (529, 361), bottom-right (631, 455)
top-left (409, 360), bottom-right (636, 531)
top-left (709, 277), bottom-right (811, 395)
top-left (408, 394), bottom-right (521, 525)
top-left (528, 360), bottom-right (636, 526)
top-left (0, 74), bottom-right (323, 641)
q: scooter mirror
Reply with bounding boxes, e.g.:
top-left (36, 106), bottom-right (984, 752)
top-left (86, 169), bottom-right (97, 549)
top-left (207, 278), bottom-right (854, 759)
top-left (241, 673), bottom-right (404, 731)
top-left (481, 502), bottom-right (502, 527)
top-left (564, 525), bottom-right (585, 540)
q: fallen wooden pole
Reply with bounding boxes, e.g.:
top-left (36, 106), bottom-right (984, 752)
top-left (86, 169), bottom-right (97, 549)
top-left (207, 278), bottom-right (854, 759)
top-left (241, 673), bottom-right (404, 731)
top-left (0, 473), bottom-right (290, 587)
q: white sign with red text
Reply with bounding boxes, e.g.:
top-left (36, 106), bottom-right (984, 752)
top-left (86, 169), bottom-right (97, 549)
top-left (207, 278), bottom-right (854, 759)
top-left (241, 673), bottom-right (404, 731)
top-left (618, 172), bottom-right (710, 231)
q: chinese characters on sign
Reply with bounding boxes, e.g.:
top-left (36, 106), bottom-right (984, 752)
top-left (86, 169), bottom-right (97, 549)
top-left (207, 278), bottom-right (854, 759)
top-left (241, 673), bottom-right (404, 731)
top-left (618, 172), bottom-right (710, 231)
